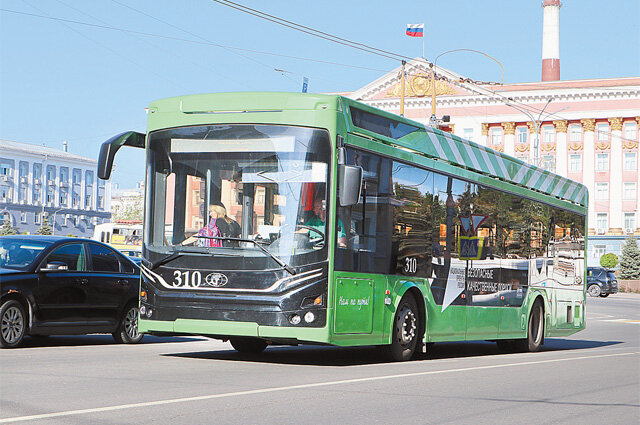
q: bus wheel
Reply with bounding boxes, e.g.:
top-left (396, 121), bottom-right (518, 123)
top-left (382, 295), bottom-right (419, 362)
top-left (514, 300), bottom-right (544, 352)
top-left (230, 337), bottom-right (268, 354)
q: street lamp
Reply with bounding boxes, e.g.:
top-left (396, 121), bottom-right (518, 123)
top-left (428, 49), bottom-right (505, 127)
top-left (504, 98), bottom-right (556, 167)
top-left (51, 207), bottom-right (64, 236)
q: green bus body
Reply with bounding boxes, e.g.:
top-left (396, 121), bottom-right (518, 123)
top-left (118, 92), bottom-right (586, 352)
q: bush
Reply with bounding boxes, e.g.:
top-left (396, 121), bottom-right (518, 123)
top-left (0, 219), bottom-right (19, 236)
top-left (600, 253), bottom-right (618, 269)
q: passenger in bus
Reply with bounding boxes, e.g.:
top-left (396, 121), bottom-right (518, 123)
top-left (305, 198), bottom-right (347, 247)
top-left (211, 204), bottom-right (241, 246)
top-left (181, 204), bottom-right (223, 247)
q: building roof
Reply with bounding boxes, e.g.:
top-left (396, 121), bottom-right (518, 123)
top-left (0, 140), bottom-right (97, 164)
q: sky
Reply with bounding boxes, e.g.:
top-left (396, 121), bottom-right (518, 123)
top-left (1, 0), bottom-right (638, 188)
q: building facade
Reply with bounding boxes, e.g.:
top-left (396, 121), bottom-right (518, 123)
top-left (346, 60), bottom-right (640, 266)
top-left (0, 140), bottom-right (111, 237)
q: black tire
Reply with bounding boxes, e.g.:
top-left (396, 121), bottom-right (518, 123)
top-left (587, 284), bottom-right (601, 297)
top-left (112, 303), bottom-right (143, 344)
top-left (381, 294), bottom-right (419, 362)
top-left (599, 293), bottom-right (609, 298)
top-left (513, 300), bottom-right (544, 352)
top-left (230, 337), bottom-right (268, 354)
top-left (1, 300), bottom-right (27, 348)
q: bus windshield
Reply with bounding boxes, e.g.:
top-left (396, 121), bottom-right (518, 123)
top-left (145, 124), bottom-right (331, 270)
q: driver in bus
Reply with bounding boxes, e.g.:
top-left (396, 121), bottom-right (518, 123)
top-left (181, 204), bottom-right (223, 248)
top-left (305, 198), bottom-right (347, 247)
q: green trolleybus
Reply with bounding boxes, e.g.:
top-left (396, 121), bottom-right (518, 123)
top-left (98, 92), bottom-right (587, 361)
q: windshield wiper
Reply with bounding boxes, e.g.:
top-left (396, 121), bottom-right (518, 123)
top-left (146, 248), bottom-right (212, 270)
top-left (196, 235), bottom-right (296, 275)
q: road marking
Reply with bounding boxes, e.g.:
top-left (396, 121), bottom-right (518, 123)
top-left (1, 351), bottom-right (638, 424)
top-left (602, 319), bottom-right (640, 324)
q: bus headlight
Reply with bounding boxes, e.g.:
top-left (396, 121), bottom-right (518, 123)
top-left (139, 305), bottom-right (147, 316)
top-left (304, 311), bottom-right (315, 323)
top-left (289, 314), bottom-right (301, 325)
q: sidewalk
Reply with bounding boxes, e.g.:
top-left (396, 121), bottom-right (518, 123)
top-left (608, 292), bottom-right (640, 300)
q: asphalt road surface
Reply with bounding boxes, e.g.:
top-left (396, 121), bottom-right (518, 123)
top-left (1, 294), bottom-right (638, 424)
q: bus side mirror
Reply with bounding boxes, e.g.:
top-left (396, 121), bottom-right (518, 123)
top-left (98, 131), bottom-right (146, 180)
top-left (338, 164), bottom-right (363, 206)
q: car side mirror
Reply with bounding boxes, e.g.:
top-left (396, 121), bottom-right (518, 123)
top-left (338, 164), bottom-right (363, 207)
top-left (98, 131), bottom-right (146, 180)
top-left (40, 262), bottom-right (69, 272)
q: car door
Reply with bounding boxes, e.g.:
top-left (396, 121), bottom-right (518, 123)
top-left (86, 243), bottom-right (132, 329)
top-left (34, 242), bottom-right (91, 327)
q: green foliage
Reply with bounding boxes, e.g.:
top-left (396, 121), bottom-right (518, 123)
top-left (619, 236), bottom-right (640, 280)
top-left (599, 253), bottom-right (618, 269)
top-left (67, 233), bottom-right (75, 237)
top-left (36, 218), bottom-right (53, 235)
top-left (0, 219), bottom-right (19, 236)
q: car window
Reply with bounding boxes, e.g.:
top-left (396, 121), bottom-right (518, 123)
top-left (46, 243), bottom-right (87, 271)
top-left (606, 271), bottom-right (617, 281)
top-left (0, 239), bottom-right (51, 270)
top-left (120, 256), bottom-right (136, 274)
top-left (89, 243), bottom-right (121, 272)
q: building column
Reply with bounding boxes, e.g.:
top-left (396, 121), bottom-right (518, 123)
top-left (581, 119), bottom-right (596, 232)
top-left (481, 123), bottom-right (489, 147)
top-left (609, 117), bottom-right (624, 233)
top-left (502, 122), bottom-right (516, 156)
top-left (527, 122), bottom-right (537, 165)
top-left (554, 120), bottom-right (568, 177)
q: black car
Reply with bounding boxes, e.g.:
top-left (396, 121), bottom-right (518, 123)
top-left (0, 235), bottom-right (142, 348)
top-left (586, 266), bottom-right (618, 298)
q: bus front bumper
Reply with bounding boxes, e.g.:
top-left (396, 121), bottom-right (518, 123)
top-left (138, 317), bottom-right (331, 344)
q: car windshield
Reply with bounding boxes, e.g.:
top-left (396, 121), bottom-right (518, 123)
top-left (145, 124), bottom-right (331, 270)
top-left (0, 238), bottom-right (52, 270)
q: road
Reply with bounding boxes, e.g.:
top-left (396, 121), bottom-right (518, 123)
top-left (1, 294), bottom-right (638, 424)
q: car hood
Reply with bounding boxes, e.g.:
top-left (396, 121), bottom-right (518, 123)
top-left (0, 267), bottom-right (24, 276)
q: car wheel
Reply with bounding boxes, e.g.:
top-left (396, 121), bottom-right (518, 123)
top-left (1, 300), bottom-right (26, 348)
top-left (230, 337), bottom-right (268, 354)
top-left (599, 293), bottom-right (609, 298)
top-left (381, 294), bottom-right (419, 362)
top-left (587, 284), bottom-right (601, 297)
top-left (112, 303), bottom-right (143, 344)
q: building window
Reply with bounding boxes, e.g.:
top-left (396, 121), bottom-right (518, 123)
top-left (60, 167), bottom-right (69, 183)
top-left (85, 194), bottom-right (92, 208)
top-left (35, 213), bottom-right (42, 225)
top-left (72, 194), bottom-right (80, 208)
top-left (463, 128), bottom-right (473, 141)
top-left (33, 163), bottom-right (42, 180)
top-left (623, 182), bottom-right (636, 200)
top-left (624, 213), bottom-right (636, 232)
top-left (596, 153), bottom-right (609, 171)
top-left (59, 193), bottom-right (67, 206)
top-left (85, 171), bottom-right (94, 186)
top-left (569, 154), bottom-right (582, 172)
top-left (19, 162), bottom-right (28, 177)
top-left (593, 244), bottom-right (606, 258)
top-left (542, 126), bottom-right (554, 143)
top-left (624, 152), bottom-right (637, 170)
top-left (516, 127), bottom-right (527, 144)
top-left (97, 195), bottom-right (104, 209)
top-left (20, 212), bottom-right (27, 224)
top-left (72, 169), bottom-right (81, 184)
top-left (569, 125), bottom-right (582, 142)
top-left (624, 122), bottom-right (637, 141)
top-left (0, 186), bottom-right (8, 202)
top-left (597, 123), bottom-right (609, 141)
top-left (491, 128), bottom-right (503, 146)
top-left (46, 165), bottom-right (55, 181)
top-left (595, 182), bottom-right (609, 200)
top-left (596, 213), bottom-right (608, 233)
top-left (540, 155), bottom-right (555, 172)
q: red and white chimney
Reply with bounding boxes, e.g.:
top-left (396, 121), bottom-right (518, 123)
top-left (541, 0), bottom-right (561, 81)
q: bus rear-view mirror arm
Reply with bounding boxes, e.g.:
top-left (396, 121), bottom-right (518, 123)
top-left (338, 164), bottom-right (363, 207)
top-left (97, 131), bottom-right (146, 180)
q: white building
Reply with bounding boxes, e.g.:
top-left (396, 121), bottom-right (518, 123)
top-left (0, 140), bottom-right (111, 236)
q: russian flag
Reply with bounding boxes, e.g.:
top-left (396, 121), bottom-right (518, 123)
top-left (406, 23), bottom-right (424, 37)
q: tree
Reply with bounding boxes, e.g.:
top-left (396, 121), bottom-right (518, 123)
top-left (600, 253), bottom-right (618, 269)
top-left (0, 219), bottom-right (19, 236)
top-left (619, 236), bottom-right (640, 280)
top-left (36, 218), bottom-right (53, 235)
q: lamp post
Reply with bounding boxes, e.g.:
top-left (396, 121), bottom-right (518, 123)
top-left (51, 207), bottom-right (64, 236)
top-left (505, 98), bottom-right (555, 167)
top-left (428, 49), bottom-right (505, 128)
